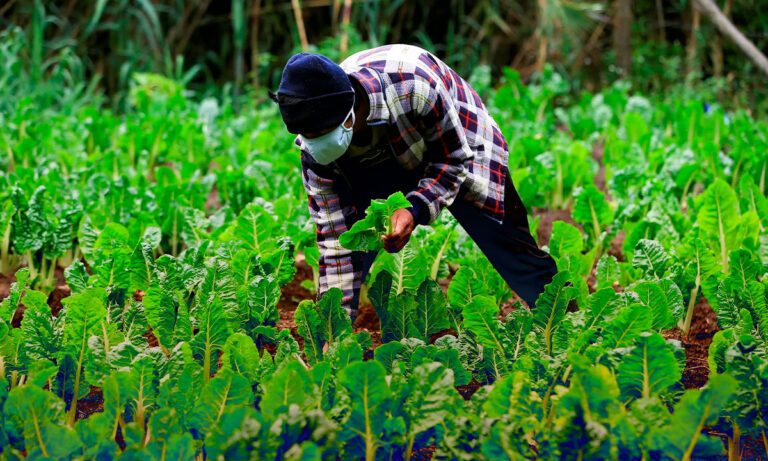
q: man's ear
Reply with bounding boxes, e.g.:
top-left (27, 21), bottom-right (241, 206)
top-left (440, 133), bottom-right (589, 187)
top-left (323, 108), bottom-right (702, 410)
top-left (267, 89), bottom-right (279, 103)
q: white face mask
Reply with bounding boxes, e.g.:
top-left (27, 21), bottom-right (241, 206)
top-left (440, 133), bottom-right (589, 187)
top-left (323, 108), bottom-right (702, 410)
top-left (299, 107), bottom-right (355, 165)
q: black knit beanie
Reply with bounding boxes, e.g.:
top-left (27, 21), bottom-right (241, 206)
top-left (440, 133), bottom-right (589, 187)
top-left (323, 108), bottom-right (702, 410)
top-left (275, 53), bottom-right (355, 134)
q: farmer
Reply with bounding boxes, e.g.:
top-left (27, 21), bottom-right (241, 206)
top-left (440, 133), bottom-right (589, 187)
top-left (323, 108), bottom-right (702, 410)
top-left (272, 44), bottom-right (557, 319)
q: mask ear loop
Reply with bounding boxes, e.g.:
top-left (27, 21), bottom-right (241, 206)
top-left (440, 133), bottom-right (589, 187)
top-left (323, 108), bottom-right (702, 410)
top-left (342, 91), bottom-right (356, 131)
top-left (344, 107), bottom-right (356, 131)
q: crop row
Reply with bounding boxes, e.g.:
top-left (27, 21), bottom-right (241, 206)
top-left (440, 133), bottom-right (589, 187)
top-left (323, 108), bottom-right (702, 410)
top-left (0, 68), bottom-right (766, 459)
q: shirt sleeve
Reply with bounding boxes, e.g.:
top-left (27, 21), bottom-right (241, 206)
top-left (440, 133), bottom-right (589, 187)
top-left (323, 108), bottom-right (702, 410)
top-left (300, 152), bottom-right (363, 317)
top-left (404, 74), bottom-right (474, 224)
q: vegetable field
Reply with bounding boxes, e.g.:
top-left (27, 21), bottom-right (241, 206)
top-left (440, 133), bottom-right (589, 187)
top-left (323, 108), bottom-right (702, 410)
top-left (1, 68), bottom-right (767, 461)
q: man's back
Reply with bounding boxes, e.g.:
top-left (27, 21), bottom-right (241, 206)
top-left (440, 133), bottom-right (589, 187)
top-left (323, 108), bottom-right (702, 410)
top-left (338, 44), bottom-right (510, 221)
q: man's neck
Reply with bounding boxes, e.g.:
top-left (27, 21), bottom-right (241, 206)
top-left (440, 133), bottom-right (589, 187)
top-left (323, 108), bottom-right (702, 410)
top-left (350, 77), bottom-right (370, 133)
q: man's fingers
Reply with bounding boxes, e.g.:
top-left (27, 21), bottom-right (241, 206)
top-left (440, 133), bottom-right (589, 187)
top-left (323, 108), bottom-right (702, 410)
top-left (382, 232), bottom-right (410, 253)
top-left (393, 214), bottom-right (409, 234)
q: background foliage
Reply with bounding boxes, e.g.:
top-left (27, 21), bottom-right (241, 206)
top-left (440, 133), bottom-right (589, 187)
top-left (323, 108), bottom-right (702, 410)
top-left (1, 0), bottom-right (767, 111)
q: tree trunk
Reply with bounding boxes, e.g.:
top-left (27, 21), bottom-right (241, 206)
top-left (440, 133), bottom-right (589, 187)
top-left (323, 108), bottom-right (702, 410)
top-left (339, 0), bottom-right (352, 57)
top-left (710, 0), bottom-right (732, 79)
top-left (535, 0), bottom-right (548, 72)
top-left (291, 0), bottom-right (309, 52)
top-left (251, 0), bottom-right (262, 88)
top-left (696, 0), bottom-right (768, 77)
top-left (613, 0), bottom-right (632, 77)
top-left (686, 0), bottom-right (701, 77)
top-left (655, 0), bottom-right (666, 41)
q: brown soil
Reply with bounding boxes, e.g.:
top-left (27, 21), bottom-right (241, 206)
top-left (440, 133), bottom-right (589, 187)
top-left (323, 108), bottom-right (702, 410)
top-left (456, 379), bottom-right (482, 401)
top-left (353, 303), bottom-right (380, 334)
top-left (48, 266), bottom-right (70, 317)
top-left (205, 186), bottom-right (221, 212)
top-left (663, 297), bottom-right (719, 389)
top-left (76, 386), bottom-right (105, 420)
top-left (608, 229), bottom-right (627, 262)
top-left (0, 271), bottom-right (15, 301)
top-left (144, 327), bottom-right (159, 348)
top-left (411, 444), bottom-right (437, 461)
top-left (592, 141), bottom-right (610, 198)
top-left (532, 208), bottom-right (583, 248)
top-left (276, 256), bottom-right (314, 338)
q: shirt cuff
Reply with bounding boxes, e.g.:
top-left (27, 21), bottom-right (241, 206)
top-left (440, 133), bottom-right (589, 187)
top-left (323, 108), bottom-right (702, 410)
top-left (406, 197), bottom-right (430, 226)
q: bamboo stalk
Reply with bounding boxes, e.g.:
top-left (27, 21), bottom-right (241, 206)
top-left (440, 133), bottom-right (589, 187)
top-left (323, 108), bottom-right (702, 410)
top-left (686, 0), bottom-right (701, 77)
top-left (535, 0), bottom-right (548, 72)
top-left (655, 0), bottom-right (666, 41)
top-left (251, 0), bottom-right (262, 88)
top-left (695, 0), bottom-right (768, 77)
top-left (291, 0), bottom-right (309, 51)
top-left (339, 0), bottom-right (352, 57)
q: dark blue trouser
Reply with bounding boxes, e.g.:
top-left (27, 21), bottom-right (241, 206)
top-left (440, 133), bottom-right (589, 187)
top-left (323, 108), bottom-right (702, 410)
top-left (357, 173), bottom-right (557, 310)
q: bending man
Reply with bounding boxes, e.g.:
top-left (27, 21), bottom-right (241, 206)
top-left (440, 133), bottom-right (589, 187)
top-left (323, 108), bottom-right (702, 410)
top-left (272, 44), bottom-right (557, 319)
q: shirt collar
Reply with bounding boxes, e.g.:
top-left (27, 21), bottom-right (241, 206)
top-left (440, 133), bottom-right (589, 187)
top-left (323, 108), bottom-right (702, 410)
top-left (344, 67), bottom-right (390, 124)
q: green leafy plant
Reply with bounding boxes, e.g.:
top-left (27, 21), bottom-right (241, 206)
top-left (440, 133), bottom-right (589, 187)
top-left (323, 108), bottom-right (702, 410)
top-left (339, 192), bottom-right (411, 251)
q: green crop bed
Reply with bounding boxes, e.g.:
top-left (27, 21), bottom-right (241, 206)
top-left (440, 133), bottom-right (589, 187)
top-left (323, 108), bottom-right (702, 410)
top-left (0, 69), bottom-right (766, 460)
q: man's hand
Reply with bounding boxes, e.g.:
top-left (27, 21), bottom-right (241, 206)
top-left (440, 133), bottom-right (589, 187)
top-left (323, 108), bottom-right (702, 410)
top-left (382, 208), bottom-right (414, 253)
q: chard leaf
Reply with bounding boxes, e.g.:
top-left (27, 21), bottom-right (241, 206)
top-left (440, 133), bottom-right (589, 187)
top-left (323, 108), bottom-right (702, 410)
top-left (373, 341), bottom-right (406, 373)
top-left (404, 362), bottom-right (461, 435)
top-left (650, 373), bottom-right (736, 459)
top-left (94, 222), bottom-right (130, 257)
top-left (447, 266), bottom-right (488, 310)
top-left (482, 370), bottom-right (540, 421)
top-left (553, 361), bottom-right (622, 460)
top-left (189, 368), bottom-right (252, 438)
top-left (325, 334), bottom-right (364, 369)
top-left (572, 185), bottom-right (612, 240)
top-left (121, 358), bottom-right (160, 428)
top-left (142, 285), bottom-right (187, 351)
top-left (377, 243), bottom-right (427, 295)
top-left (632, 239), bottom-right (670, 279)
top-left (503, 307), bottom-right (533, 361)
top-left (602, 303), bottom-right (653, 349)
top-left (295, 300), bottom-right (323, 365)
top-left (339, 192), bottom-right (411, 251)
top-left (232, 202), bottom-right (276, 256)
top-left (21, 291), bottom-right (60, 364)
top-left (157, 344), bottom-right (204, 423)
top-left (595, 255), bottom-right (620, 289)
top-left (0, 199), bottom-right (14, 273)
top-left (0, 267), bottom-right (29, 322)
top-left (548, 220), bottom-right (583, 259)
top-left (586, 287), bottom-right (618, 328)
top-left (260, 360), bottom-right (314, 420)
top-left (4, 385), bottom-right (80, 459)
top-left (65, 261), bottom-right (91, 295)
top-left (531, 271), bottom-right (576, 356)
top-left (695, 179), bottom-right (740, 270)
top-left (739, 175), bottom-right (768, 228)
top-left (245, 275), bottom-right (280, 328)
top-left (617, 332), bottom-right (681, 401)
top-left (384, 290), bottom-right (416, 343)
top-left (61, 288), bottom-right (108, 356)
top-left (463, 295), bottom-right (504, 352)
top-left (369, 271), bottom-right (393, 332)
top-left (412, 279), bottom-right (450, 341)
top-left (315, 288), bottom-right (352, 344)
top-left (128, 240), bottom-right (155, 292)
top-left (338, 361), bottom-right (390, 458)
top-left (633, 280), bottom-right (677, 330)
top-left (261, 237), bottom-right (296, 286)
top-left (203, 407), bottom-right (261, 460)
top-left (220, 332), bottom-right (262, 385)
top-left (411, 345), bottom-right (472, 386)
top-left (190, 297), bottom-right (231, 381)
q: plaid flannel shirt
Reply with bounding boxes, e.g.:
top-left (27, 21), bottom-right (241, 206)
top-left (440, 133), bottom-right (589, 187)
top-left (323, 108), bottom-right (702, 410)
top-left (297, 44), bottom-right (509, 315)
